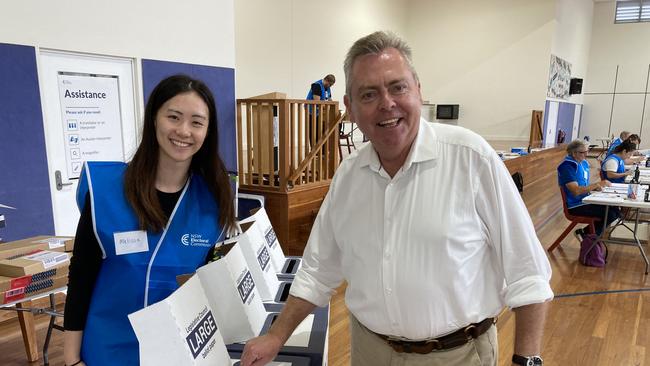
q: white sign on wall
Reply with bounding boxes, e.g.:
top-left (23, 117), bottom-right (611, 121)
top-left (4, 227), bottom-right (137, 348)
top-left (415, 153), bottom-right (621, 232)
top-left (57, 72), bottom-right (125, 178)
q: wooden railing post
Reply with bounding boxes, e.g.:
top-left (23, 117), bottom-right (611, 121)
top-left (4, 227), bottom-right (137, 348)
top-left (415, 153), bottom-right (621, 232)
top-left (279, 100), bottom-right (290, 192)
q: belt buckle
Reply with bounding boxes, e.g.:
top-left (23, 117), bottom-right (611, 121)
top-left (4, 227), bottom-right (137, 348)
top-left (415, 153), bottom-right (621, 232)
top-left (425, 338), bottom-right (442, 350)
top-left (463, 324), bottom-right (477, 340)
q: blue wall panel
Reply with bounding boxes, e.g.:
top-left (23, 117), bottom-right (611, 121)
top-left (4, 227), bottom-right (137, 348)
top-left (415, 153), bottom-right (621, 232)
top-left (0, 43), bottom-right (54, 241)
top-left (557, 102), bottom-right (575, 144)
top-left (141, 60), bottom-right (237, 173)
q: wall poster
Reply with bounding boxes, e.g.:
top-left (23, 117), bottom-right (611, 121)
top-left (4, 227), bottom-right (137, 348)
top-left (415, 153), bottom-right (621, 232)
top-left (56, 72), bottom-right (124, 178)
top-left (547, 55), bottom-right (572, 100)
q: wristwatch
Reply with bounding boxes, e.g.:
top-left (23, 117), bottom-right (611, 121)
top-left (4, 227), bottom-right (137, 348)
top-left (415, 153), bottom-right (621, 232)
top-left (512, 354), bottom-right (543, 365)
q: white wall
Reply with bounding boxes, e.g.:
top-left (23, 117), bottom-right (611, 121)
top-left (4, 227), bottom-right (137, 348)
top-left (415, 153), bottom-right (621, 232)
top-left (0, 0), bottom-right (235, 69)
top-left (582, 0), bottom-right (650, 145)
top-left (234, 0), bottom-right (407, 100)
top-left (550, 0), bottom-right (594, 105)
top-left (404, 0), bottom-right (556, 140)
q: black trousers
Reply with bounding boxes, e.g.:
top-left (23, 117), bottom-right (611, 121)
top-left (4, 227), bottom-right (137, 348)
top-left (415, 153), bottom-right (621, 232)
top-left (569, 204), bottom-right (620, 235)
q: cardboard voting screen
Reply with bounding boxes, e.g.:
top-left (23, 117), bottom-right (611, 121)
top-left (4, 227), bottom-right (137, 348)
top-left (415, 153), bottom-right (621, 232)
top-left (128, 275), bottom-right (232, 366)
top-left (197, 243), bottom-right (267, 344)
top-left (239, 207), bottom-right (286, 272)
top-left (237, 221), bottom-right (281, 301)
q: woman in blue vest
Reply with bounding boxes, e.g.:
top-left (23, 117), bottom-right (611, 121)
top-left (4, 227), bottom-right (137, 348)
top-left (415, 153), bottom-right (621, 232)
top-left (558, 140), bottom-right (619, 237)
top-left (63, 75), bottom-right (236, 366)
top-left (601, 140), bottom-right (636, 183)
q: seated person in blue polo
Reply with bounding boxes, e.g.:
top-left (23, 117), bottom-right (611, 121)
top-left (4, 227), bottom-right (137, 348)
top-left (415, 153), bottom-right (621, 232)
top-left (601, 141), bottom-right (637, 183)
top-left (63, 75), bottom-right (236, 366)
top-left (558, 139), bottom-right (619, 236)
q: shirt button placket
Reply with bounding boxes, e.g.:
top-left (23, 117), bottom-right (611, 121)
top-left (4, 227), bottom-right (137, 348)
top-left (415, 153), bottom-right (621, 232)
top-left (383, 181), bottom-right (396, 330)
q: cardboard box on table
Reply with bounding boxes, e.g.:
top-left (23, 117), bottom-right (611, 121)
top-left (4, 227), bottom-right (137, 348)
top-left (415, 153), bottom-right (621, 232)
top-left (1, 273), bottom-right (68, 304)
top-left (0, 265), bottom-right (69, 293)
top-left (128, 275), bottom-right (232, 366)
top-left (0, 250), bottom-right (70, 277)
top-left (229, 221), bottom-right (281, 302)
top-left (227, 303), bottom-right (330, 366)
top-left (0, 235), bottom-right (71, 260)
top-left (238, 207), bottom-right (302, 279)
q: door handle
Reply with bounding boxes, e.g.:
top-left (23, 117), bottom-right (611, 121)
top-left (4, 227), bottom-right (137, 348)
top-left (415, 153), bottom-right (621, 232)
top-left (55, 170), bottom-right (74, 191)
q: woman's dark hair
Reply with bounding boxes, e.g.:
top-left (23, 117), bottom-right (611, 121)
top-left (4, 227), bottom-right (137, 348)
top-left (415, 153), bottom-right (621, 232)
top-left (626, 134), bottom-right (641, 144)
top-left (613, 140), bottom-right (637, 154)
top-left (124, 74), bottom-right (235, 233)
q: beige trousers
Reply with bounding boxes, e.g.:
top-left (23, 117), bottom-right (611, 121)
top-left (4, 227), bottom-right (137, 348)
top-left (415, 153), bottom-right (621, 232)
top-left (349, 316), bottom-right (498, 366)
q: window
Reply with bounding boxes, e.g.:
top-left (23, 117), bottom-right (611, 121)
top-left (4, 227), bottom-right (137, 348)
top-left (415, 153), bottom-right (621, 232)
top-left (615, 0), bottom-right (650, 23)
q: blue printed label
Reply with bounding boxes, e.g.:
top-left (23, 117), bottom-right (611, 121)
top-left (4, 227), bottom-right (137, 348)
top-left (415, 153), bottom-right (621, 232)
top-left (257, 246), bottom-right (271, 271)
top-left (237, 271), bottom-right (256, 304)
top-left (185, 311), bottom-right (218, 359)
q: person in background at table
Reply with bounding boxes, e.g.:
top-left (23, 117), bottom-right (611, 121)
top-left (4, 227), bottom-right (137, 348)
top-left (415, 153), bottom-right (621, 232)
top-left (607, 131), bottom-right (630, 156)
top-left (601, 141), bottom-right (637, 183)
top-left (63, 75), bottom-right (236, 366)
top-left (242, 31), bottom-right (553, 366)
top-left (624, 134), bottom-right (647, 161)
top-left (559, 139), bottom-right (618, 241)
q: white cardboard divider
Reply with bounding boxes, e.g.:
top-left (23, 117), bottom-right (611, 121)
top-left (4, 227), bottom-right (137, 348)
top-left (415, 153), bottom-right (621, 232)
top-left (128, 275), bottom-right (232, 366)
top-left (239, 207), bottom-right (286, 272)
top-left (197, 243), bottom-right (267, 344)
top-left (237, 221), bottom-right (281, 302)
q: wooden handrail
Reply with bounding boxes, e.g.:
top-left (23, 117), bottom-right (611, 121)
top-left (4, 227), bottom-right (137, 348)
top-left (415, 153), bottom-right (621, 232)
top-left (288, 111), bottom-right (347, 184)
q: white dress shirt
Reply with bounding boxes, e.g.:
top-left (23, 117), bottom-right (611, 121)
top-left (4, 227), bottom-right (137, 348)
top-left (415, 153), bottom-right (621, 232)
top-left (290, 118), bottom-right (553, 340)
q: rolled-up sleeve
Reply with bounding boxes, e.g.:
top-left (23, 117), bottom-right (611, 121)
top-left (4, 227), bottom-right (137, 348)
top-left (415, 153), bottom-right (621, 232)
top-left (289, 181), bottom-right (345, 307)
top-left (475, 152), bottom-right (554, 309)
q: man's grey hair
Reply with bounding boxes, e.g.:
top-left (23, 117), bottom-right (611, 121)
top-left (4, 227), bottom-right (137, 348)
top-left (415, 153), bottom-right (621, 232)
top-left (343, 31), bottom-right (419, 96)
top-left (620, 131), bottom-right (631, 139)
top-left (566, 139), bottom-right (588, 154)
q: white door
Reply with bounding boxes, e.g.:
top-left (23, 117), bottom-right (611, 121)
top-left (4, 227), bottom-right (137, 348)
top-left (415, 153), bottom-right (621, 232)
top-left (38, 50), bottom-right (140, 236)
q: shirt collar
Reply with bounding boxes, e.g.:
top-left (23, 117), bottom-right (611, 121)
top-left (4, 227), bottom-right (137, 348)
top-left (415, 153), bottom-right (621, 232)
top-left (357, 117), bottom-right (438, 173)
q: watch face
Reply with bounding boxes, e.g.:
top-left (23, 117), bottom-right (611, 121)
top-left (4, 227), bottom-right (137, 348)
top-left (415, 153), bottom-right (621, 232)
top-left (531, 356), bottom-right (543, 365)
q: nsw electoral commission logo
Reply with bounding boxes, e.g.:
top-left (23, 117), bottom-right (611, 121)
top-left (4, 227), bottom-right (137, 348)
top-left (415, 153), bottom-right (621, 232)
top-left (180, 233), bottom-right (212, 247)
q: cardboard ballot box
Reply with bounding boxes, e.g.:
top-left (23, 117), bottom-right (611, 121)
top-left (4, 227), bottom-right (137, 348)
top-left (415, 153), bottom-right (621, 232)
top-left (231, 221), bottom-right (281, 302)
top-left (271, 281), bottom-right (293, 304)
top-left (228, 351), bottom-right (311, 366)
top-left (129, 275), bottom-right (232, 366)
top-left (195, 242), bottom-right (268, 344)
top-left (228, 303), bottom-right (330, 366)
top-left (0, 250), bottom-right (70, 277)
top-left (277, 256), bottom-right (302, 281)
top-left (239, 207), bottom-right (287, 272)
top-left (0, 235), bottom-right (71, 260)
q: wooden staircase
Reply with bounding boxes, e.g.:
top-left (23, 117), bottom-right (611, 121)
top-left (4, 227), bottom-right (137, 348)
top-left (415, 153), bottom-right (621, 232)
top-left (236, 93), bottom-right (344, 255)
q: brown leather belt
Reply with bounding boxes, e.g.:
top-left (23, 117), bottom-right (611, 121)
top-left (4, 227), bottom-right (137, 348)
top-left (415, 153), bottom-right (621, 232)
top-left (372, 318), bottom-right (495, 354)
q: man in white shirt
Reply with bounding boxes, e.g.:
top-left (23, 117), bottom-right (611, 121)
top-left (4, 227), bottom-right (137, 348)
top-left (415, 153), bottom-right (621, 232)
top-left (241, 31), bottom-right (552, 366)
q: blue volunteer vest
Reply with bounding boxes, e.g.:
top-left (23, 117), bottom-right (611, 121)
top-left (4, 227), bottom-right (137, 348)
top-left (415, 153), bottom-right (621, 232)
top-left (306, 79), bottom-right (331, 101)
top-left (306, 79), bottom-right (331, 115)
top-left (558, 156), bottom-right (590, 208)
top-left (601, 154), bottom-right (625, 183)
top-left (75, 161), bottom-right (221, 366)
top-left (606, 137), bottom-right (622, 156)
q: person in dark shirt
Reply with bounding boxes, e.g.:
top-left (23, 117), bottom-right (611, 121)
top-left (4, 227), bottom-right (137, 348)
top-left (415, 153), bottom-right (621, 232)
top-left (63, 74), bottom-right (236, 366)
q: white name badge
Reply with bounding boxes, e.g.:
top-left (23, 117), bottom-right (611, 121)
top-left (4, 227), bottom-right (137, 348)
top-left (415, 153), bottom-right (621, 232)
top-left (113, 230), bottom-right (149, 256)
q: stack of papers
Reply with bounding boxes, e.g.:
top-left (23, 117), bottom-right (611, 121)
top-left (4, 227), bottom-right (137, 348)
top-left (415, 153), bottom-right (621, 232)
top-left (587, 192), bottom-right (625, 203)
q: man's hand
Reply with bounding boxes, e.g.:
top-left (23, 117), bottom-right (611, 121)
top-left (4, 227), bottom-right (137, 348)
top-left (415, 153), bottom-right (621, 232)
top-left (240, 333), bottom-right (283, 366)
top-left (240, 295), bottom-right (317, 365)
